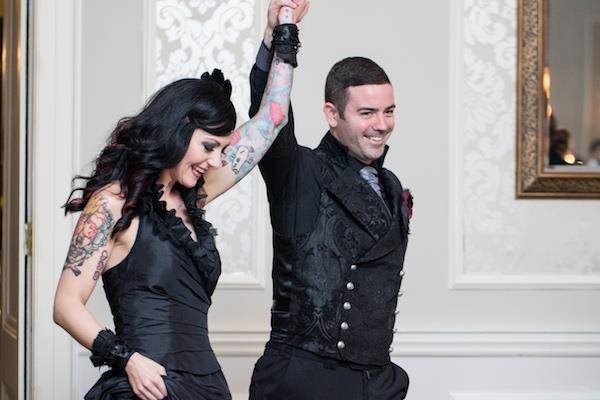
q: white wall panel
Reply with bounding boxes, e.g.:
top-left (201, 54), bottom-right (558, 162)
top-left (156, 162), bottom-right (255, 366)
top-left (452, 0), bottom-right (600, 288)
top-left (33, 0), bottom-right (600, 399)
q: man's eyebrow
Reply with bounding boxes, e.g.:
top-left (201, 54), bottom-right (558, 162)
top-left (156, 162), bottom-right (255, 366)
top-left (356, 104), bottom-right (396, 112)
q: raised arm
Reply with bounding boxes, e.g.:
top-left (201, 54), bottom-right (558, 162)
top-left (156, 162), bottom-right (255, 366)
top-left (202, 0), bottom-right (309, 204)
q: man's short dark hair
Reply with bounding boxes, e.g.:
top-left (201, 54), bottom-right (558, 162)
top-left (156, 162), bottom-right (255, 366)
top-left (324, 57), bottom-right (390, 118)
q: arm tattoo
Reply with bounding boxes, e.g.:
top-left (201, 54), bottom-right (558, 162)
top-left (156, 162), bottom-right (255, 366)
top-left (93, 250), bottom-right (109, 281)
top-left (63, 196), bottom-right (114, 277)
top-left (224, 56), bottom-right (293, 182)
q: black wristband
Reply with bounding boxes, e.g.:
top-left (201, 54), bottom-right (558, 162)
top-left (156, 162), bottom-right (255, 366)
top-left (90, 328), bottom-right (133, 371)
top-left (272, 24), bottom-right (300, 67)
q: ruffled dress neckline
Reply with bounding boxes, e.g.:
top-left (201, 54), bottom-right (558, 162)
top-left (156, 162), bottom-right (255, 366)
top-left (141, 181), bottom-right (221, 295)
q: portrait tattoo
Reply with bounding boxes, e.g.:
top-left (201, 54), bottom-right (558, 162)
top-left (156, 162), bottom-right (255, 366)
top-left (228, 145), bottom-right (256, 175)
top-left (63, 196), bottom-right (114, 277)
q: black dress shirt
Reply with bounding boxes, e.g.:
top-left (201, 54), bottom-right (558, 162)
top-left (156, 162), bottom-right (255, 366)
top-left (249, 43), bottom-right (388, 237)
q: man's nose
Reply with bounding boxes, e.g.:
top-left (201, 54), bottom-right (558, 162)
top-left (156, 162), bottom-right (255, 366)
top-left (373, 113), bottom-right (387, 131)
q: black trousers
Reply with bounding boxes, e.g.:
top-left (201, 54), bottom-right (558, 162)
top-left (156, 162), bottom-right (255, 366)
top-left (249, 343), bottom-right (409, 400)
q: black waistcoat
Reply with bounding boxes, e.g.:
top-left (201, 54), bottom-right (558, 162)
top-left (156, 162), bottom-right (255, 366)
top-left (269, 134), bottom-right (410, 366)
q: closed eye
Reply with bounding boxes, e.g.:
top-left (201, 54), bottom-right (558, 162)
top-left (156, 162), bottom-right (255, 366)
top-left (202, 141), bottom-right (217, 152)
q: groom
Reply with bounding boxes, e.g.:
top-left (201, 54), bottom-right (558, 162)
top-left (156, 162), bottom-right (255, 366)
top-left (247, 3), bottom-right (412, 400)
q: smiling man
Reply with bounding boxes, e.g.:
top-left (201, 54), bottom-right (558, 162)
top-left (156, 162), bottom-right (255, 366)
top-left (248, 39), bottom-right (412, 399)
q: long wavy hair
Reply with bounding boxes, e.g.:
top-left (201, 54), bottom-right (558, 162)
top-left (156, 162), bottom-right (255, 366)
top-left (64, 69), bottom-right (236, 236)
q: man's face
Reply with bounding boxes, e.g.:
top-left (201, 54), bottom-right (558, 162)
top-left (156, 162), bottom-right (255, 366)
top-left (327, 84), bottom-right (395, 164)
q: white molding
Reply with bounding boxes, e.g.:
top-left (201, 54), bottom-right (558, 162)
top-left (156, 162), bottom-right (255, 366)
top-left (448, 0), bottom-right (466, 291)
top-left (30, 0), bottom-right (80, 399)
top-left (452, 274), bottom-right (600, 290)
top-left (447, 0), bottom-right (600, 291)
top-left (144, 0), bottom-right (269, 291)
top-left (14, 1), bottom-right (30, 398)
top-left (17, 0), bottom-right (28, 398)
top-left (142, 0), bottom-right (156, 99)
top-left (202, 331), bottom-right (600, 358)
top-left (70, 2), bottom-right (84, 398)
top-left (451, 393), bottom-right (600, 400)
top-left (217, 170), bottom-right (269, 290)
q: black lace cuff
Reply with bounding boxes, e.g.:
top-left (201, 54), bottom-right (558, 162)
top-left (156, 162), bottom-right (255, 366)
top-left (272, 24), bottom-right (300, 67)
top-left (90, 329), bottom-right (133, 371)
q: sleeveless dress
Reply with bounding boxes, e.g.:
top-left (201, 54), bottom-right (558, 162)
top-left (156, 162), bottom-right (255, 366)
top-left (85, 184), bottom-right (231, 400)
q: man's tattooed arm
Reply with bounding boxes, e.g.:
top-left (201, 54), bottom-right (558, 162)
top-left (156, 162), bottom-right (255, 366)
top-left (63, 195), bottom-right (115, 277)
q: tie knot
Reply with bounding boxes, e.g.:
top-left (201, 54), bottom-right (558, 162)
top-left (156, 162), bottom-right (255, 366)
top-left (359, 166), bottom-right (378, 181)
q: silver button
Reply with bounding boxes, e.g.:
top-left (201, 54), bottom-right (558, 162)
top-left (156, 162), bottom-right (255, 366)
top-left (337, 341), bottom-right (346, 349)
top-left (346, 282), bottom-right (355, 290)
top-left (400, 270), bottom-right (405, 277)
top-left (341, 322), bottom-right (349, 330)
top-left (395, 310), bottom-right (400, 315)
top-left (398, 290), bottom-right (404, 297)
top-left (350, 264), bottom-right (357, 271)
top-left (388, 347), bottom-right (394, 353)
top-left (393, 328), bottom-right (398, 334)
top-left (343, 302), bottom-right (351, 310)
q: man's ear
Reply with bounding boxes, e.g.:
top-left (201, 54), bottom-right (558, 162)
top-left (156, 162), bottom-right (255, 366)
top-left (323, 102), bottom-right (340, 128)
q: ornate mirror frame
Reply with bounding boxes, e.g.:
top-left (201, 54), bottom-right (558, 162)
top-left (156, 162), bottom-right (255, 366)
top-left (516, 0), bottom-right (600, 198)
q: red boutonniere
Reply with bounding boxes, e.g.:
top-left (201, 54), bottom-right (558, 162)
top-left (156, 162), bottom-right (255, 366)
top-left (402, 189), bottom-right (413, 220)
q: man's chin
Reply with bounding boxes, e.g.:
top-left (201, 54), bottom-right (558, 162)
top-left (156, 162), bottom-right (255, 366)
top-left (364, 149), bottom-right (385, 162)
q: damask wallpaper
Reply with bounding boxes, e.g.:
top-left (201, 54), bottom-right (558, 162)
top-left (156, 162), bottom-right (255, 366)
top-left (154, 0), bottom-right (260, 278)
top-left (461, 0), bottom-right (600, 277)
top-left (150, 0), bottom-right (600, 280)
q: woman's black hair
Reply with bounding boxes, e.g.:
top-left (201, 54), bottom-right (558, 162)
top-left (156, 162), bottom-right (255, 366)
top-left (64, 69), bottom-right (236, 236)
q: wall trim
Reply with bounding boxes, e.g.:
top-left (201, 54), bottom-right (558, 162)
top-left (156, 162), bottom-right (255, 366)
top-left (77, 330), bottom-right (600, 358)
top-left (200, 331), bottom-right (600, 358)
top-left (143, 1), bottom-right (269, 291)
top-left (450, 393), bottom-right (600, 400)
top-left (142, 0), bottom-right (156, 100)
top-left (216, 171), bottom-right (269, 290)
top-left (30, 0), bottom-right (80, 399)
top-left (447, 0), bottom-right (600, 291)
top-left (452, 274), bottom-right (600, 290)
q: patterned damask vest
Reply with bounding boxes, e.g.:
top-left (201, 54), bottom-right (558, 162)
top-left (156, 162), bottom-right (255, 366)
top-left (269, 144), bottom-right (410, 366)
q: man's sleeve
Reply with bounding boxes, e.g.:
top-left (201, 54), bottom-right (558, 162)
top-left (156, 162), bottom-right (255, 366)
top-left (249, 43), bottom-right (298, 194)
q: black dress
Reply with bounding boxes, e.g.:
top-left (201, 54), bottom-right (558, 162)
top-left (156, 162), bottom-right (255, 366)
top-left (85, 184), bottom-right (231, 400)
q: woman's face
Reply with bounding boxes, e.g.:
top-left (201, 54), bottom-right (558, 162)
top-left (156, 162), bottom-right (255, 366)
top-left (170, 128), bottom-right (232, 188)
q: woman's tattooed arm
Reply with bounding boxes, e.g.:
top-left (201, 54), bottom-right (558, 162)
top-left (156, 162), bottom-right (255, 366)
top-left (54, 187), bottom-right (126, 350)
top-left (223, 57), bottom-right (293, 182)
top-left (63, 194), bottom-right (115, 277)
top-left (202, 55), bottom-right (293, 203)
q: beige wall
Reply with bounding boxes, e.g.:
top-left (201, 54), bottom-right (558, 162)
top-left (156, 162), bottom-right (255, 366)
top-left (80, 0), bottom-right (144, 171)
top-left (52, 0), bottom-right (600, 399)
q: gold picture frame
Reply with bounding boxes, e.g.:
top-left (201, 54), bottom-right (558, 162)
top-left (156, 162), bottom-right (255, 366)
top-left (516, 0), bottom-right (600, 198)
